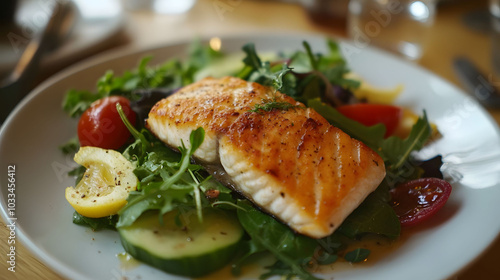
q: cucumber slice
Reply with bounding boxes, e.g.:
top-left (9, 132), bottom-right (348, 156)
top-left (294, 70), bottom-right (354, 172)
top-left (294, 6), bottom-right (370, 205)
top-left (118, 208), bottom-right (244, 277)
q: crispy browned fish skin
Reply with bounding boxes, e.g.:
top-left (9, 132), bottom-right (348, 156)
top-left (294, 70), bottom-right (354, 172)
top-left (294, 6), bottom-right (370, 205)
top-left (147, 76), bottom-right (385, 238)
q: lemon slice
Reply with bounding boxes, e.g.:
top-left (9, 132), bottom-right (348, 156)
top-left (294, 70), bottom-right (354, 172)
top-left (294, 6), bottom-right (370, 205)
top-left (345, 72), bottom-right (403, 104)
top-left (65, 147), bottom-right (138, 218)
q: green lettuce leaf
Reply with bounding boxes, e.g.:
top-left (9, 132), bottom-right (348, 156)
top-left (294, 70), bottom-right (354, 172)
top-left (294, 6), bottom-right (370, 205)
top-left (337, 181), bottom-right (401, 239)
top-left (237, 200), bottom-right (320, 280)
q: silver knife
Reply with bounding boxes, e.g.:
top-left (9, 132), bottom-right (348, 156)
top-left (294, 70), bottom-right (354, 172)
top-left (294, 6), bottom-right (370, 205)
top-left (453, 56), bottom-right (500, 108)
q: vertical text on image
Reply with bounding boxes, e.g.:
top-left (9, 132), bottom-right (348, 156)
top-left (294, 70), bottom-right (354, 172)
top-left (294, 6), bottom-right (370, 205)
top-left (6, 165), bottom-right (17, 272)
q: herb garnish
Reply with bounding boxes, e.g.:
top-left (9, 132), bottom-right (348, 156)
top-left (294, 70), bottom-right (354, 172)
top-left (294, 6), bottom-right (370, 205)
top-left (249, 96), bottom-right (305, 114)
top-left (238, 43), bottom-right (305, 114)
top-left (344, 248), bottom-right (371, 263)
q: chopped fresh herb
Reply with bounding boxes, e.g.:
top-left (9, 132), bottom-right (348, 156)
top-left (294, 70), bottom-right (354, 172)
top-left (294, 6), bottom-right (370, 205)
top-left (249, 98), bottom-right (305, 114)
top-left (344, 248), bottom-right (371, 263)
top-left (315, 252), bottom-right (338, 265)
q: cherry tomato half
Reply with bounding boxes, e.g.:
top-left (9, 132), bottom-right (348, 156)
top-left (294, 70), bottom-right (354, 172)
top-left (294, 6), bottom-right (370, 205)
top-left (337, 104), bottom-right (402, 138)
top-left (390, 178), bottom-right (452, 227)
top-left (78, 96), bottom-right (136, 150)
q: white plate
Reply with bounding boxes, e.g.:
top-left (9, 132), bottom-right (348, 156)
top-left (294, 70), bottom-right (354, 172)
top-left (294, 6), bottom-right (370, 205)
top-left (1, 34), bottom-right (500, 280)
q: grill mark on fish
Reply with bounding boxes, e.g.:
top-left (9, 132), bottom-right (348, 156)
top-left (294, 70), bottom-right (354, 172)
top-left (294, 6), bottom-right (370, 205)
top-left (333, 129), bottom-right (342, 197)
top-left (314, 128), bottom-right (325, 216)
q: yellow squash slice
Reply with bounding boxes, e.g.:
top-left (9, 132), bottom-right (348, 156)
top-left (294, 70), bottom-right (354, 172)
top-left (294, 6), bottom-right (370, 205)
top-left (65, 147), bottom-right (138, 218)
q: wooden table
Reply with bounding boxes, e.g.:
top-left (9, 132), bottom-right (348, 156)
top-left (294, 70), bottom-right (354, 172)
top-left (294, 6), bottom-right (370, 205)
top-left (2, 0), bottom-right (499, 279)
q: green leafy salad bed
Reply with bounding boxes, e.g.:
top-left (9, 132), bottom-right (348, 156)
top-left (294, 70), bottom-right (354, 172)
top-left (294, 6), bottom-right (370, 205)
top-left (60, 39), bottom-right (451, 280)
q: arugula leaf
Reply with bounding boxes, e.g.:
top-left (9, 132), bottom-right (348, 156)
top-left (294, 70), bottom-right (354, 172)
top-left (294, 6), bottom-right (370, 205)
top-left (315, 232), bottom-right (344, 263)
top-left (320, 40), bottom-right (344, 66)
top-left (95, 57), bottom-right (185, 100)
top-left (160, 127), bottom-right (204, 190)
top-left (241, 43), bottom-right (262, 69)
top-left (117, 127), bottom-right (207, 228)
top-left (237, 200), bottom-right (320, 280)
top-left (337, 180), bottom-right (401, 239)
top-left (59, 137), bottom-right (79, 155)
top-left (188, 127), bottom-right (205, 155)
top-left (62, 89), bottom-right (103, 117)
top-left (237, 43), bottom-right (292, 91)
top-left (295, 75), bottom-right (322, 102)
top-left (380, 112), bottom-right (432, 181)
top-left (62, 41), bottom-right (223, 118)
top-left (72, 211), bottom-right (117, 231)
top-left (238, 40), bottom-right (361, 110)
top-left (117, 187), bottom-right (193, 228)
top-left (321, 42), bottom-right (359, 89)
top-left (288, 41), bottom-right (360, 95)
top-left (238, 43), bottom-right (304, 114)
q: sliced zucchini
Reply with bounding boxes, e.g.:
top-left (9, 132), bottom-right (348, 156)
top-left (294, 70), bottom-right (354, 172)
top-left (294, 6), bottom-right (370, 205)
top-left (118, 208), bottom-right (244, 277)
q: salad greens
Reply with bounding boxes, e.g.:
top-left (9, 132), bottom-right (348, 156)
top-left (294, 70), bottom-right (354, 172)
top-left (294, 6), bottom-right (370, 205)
top-left (116, 105), bottom-right (213, 228)
top-left (62, 40), bottom-right (222, 118)
top-left (62, 39), bottom-right (434, 279)
top-left (237, 43), bottom-right (292, 90)
top-left (237, 200), bottom-right (320, 280)
top-left (72, 211), bottom-right (118, 231)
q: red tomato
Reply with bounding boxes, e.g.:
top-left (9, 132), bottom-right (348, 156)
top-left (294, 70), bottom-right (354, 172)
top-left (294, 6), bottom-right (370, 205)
top-left (78, 96), bottom-right (136, 150)
top-left (390, 178), bottom-right (452, 227)
top-left (337, 104), bottom-right (402, 137)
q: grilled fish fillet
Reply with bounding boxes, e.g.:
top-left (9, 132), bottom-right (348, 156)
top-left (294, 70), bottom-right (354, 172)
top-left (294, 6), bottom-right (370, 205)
top-left (147, 76), bottom-right (385, 239)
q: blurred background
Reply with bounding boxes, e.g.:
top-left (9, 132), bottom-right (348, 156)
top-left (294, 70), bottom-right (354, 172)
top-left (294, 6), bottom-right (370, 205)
top-left (0, 1), bottom-right (499, 111)
top-left (0, 0), bottom-right (499, 279)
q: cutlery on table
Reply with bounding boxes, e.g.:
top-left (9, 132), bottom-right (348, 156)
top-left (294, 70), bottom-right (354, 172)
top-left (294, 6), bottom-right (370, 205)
top-left (453, 56), bottom-right (500, 108)
top-left (0, 0), bottom-right (76, 125)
